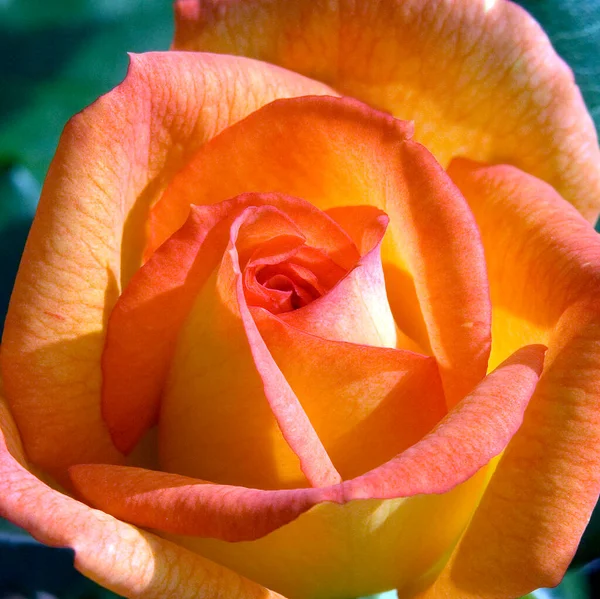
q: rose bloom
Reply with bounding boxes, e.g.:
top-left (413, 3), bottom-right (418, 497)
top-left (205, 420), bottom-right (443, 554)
top-left (2, 1), bottom-right (600, 598)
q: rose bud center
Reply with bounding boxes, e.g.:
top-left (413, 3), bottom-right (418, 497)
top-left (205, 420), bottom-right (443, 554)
top-left (244, 245), bottom-right (347, 313)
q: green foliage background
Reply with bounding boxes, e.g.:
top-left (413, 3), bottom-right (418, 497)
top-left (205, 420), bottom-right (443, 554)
top-left (0, 1), bottom-right (598, 598)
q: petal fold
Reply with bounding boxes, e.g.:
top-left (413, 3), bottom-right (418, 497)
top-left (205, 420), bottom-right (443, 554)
top-left (343, 344), bottom-right (546, 500)
top-left (254, 309), bottom-right (446, 480)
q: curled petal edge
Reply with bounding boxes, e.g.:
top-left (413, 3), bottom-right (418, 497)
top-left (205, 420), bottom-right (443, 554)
top-left (0, 394), bottom-right (286, 599)
top-left (71, 344), bottom-right (545, 542)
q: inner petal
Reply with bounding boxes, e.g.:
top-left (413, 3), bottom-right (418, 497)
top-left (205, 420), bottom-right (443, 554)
top-left (238, 204), bottom-right (357, 316)
top-left (244, 267), bottom-right (295, 314)
top-left (246, 252), bottom-right (345, 314)
top-left (286, 246), bottom-right (348, 289)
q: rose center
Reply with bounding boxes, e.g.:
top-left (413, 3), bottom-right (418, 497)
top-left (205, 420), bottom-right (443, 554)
top-left (243, 245), bottom-right (347, 314)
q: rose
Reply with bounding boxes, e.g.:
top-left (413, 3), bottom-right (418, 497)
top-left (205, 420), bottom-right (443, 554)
top-left (0, 4), bottom-right (599, 599)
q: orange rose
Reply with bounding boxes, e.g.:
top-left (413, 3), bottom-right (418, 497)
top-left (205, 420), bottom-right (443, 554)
top-left (1, 2), bottom-right (600, 599)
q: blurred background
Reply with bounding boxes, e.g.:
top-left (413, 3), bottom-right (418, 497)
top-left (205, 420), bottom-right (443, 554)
top-left (0, 1), bottom-right (599, 598)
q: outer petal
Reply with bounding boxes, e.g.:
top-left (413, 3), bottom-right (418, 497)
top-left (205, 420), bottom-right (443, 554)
top-left (448, 159), bottom-right (600, 368)
top-left (415, 302), bottom-right (600, 599)
top-left (417, 161), bottom-right (600, 597)
top-left (70, 345), bottom-right (544, 598)
top-left (71, 463), bottom-right (488, 599)
top-left (0, 394), bottom-right (285, 599)
top-left (149, 95), bottom-right (491, 408)
top-left (173, 0), bottom-right (600, 221)
top-left (0, 52), bottom-right (335, 480)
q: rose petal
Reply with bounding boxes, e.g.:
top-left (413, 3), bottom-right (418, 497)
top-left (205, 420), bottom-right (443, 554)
top-left (448, 159), bottom-right (600, 369)
top-left (71, 464), bottom-right (325, 542)
top-left (329, 205), bottom-right (431, 366)
top-left (342, 344), bottom-right (546, 501)
top-left (103, 194), bottom-right (330, 455)
top-left (71, 344), bottom-right (544, 597)
top-left (389, 141), bottom-right (491, 406)
top-left (71, 344), bottom-right (544, 538)
top-left (253, 309), bottom-right (446, 480)
top-left (103, 200), bottom-right (249, 455)
top-left (230, 205), bottom-right (343, 487)
top-left (415, 161), bottom-right (600, 597)
top-left (170, 473), bottom-right (488, 599)
top-left (148, 95), bottom-right (491, 408)
top-left (278, 209), bottom-right (397, 348)
top-left (414, 303), bottom-right (600, 598)
top-left (145, 96), bottom-right (414, 254)
top-left (104, 193), bottom-right (356, 481)
top-left (0, 52), bottom-right (336, 481)
top-left (173, 0), bottom-right (600, 221)
top-left (108, 185), bottom-right (434, 487)
top-left (0, 395), bottom-right (286, 599)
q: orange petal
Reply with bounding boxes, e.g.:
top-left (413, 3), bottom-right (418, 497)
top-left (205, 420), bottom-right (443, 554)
top-left (70, 345), bottom-right (543, 597)
top-left (415, 302), bottom-right (600, 598)
top-left (343, 344), bottom-right (546, 502)
top-left (71, 345), bottom-right (544, 539)
top-left (70, 463), bottom-right (326, 541)
top-left (0, 395), bottom-right (285, 599)
top-left (173, 0), bottom-right (600, 222)
top-left (70, 463), bottom-right (490, 599)
top-left (105, 192), bottom-right (357, 484)
top-left (69, 345), bottom-right (542, 597)
top-left (278, 209), bottom-right (397, 348)
top-left (299, 205), bottom-right (426, 353)
top-left (149, 95), bottom-right (491, 407)
top-left (448, 158), bottom-right (600, 370)
top-left (414, 161), bottom-right (600, 597)
top-left (103, 194), bottom-right (306, 455)
top-left (145, 96), bottom-right (414, 254)
top-left (228, 205), bottom-right (342, 487)
top-left (171, 473), bottom-right (489, 599)
top-left (254, 308), bottom-right (447, 480)
top-left (0, 52), bottom-right (335, 480)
